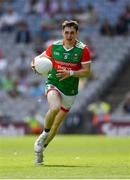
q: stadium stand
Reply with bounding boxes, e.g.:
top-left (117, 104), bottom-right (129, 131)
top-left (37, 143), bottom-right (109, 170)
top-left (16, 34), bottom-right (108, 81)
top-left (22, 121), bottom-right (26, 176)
top-left (0, 0), bottom-right (130, 134)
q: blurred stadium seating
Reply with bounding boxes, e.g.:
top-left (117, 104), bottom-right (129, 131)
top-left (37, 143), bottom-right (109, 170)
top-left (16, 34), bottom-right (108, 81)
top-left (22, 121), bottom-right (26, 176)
top-left (0, 0), bottom-right (130, 134)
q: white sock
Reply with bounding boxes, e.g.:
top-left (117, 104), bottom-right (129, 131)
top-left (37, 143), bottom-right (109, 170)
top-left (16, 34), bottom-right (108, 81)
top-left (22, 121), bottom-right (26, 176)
top-left (41, 131), bottom-right (49, 137)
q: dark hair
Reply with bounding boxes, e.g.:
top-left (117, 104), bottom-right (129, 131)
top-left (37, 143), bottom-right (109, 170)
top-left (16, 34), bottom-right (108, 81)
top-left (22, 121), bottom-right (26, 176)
top-left (62, 20), bottom-right (79, 31)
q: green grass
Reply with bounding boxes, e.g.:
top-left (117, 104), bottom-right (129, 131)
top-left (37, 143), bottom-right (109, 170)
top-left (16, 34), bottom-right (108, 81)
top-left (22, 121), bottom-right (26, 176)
top-left (0, 135), bottom-right (130, 179)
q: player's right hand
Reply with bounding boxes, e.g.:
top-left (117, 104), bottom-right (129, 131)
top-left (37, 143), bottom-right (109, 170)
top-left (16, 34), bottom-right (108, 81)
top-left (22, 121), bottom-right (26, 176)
top-left (31, 59), bottom-right (42, 75)
top-left (31, 59), bottom-right (37, 73)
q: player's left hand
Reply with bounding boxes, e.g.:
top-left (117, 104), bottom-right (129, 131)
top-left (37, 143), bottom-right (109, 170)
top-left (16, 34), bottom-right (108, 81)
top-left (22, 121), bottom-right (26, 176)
top-left (56, 69), bottom-right (70, 81)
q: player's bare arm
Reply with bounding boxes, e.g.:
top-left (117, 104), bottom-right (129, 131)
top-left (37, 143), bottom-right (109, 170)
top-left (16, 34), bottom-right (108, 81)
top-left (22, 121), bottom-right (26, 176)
top-left (72, 63), bottom-right (91, 77)
top-left (56, 63), bottom-right (91, 81)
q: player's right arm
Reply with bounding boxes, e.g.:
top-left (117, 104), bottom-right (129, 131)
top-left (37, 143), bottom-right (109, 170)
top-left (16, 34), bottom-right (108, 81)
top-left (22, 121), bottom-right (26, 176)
top-left (31, 44), bottom-right (53, 72)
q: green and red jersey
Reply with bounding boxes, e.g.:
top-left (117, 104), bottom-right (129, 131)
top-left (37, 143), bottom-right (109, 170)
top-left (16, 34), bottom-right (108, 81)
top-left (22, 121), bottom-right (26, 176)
top-left (44, 40), bottom-right (91, 96)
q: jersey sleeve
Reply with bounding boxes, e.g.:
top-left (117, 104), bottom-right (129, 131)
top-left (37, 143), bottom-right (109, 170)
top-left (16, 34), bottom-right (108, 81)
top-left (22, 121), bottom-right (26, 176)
top-left (44, 44), bottom-right (53, 58)
top-left (81, 46), bottom-right (91, 64)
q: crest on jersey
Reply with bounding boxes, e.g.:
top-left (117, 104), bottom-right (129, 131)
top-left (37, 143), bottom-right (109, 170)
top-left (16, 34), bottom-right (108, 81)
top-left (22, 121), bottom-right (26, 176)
top-left (74, 53), bottom-right (78, 59)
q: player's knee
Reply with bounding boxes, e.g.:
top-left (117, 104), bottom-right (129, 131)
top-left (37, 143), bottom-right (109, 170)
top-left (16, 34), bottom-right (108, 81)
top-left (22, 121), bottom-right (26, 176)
top-left (50, 105), bottom-right (60, 115)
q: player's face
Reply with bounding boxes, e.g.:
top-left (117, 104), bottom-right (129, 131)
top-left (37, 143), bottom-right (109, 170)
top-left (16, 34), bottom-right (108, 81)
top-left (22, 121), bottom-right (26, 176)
top-left (62, 26), bottom-right (78, 43)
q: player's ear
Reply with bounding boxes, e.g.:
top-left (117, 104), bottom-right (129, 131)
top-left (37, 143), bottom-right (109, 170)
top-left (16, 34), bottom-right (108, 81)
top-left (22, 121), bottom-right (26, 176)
top-left (76, 30), bottom-right (79, 36)
top-left (62, 30), bottom-right (64, 36)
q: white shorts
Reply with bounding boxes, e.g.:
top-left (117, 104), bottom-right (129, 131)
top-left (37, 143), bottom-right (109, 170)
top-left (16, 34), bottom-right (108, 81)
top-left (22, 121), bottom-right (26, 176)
top-left (45, 84), bottom-right (76, 112)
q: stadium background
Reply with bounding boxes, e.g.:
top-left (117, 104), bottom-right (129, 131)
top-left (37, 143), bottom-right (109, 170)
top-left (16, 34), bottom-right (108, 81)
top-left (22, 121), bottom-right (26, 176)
top-left (0, 0), bottom-right (130, 136)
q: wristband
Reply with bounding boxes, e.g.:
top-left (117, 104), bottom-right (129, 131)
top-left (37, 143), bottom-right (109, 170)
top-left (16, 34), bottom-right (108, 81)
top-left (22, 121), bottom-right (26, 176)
top-left (69, 70), bottom-right (74, 76)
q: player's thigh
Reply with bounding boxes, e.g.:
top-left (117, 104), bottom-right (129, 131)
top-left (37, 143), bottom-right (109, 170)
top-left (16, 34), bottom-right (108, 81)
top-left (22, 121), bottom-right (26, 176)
top-left (47, 90), bottom-right (61, 110)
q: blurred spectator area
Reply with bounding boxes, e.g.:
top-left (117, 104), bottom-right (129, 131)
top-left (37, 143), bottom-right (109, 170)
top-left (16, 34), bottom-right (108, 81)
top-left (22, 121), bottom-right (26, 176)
top-left (0, 0), bottom-right (130, 124)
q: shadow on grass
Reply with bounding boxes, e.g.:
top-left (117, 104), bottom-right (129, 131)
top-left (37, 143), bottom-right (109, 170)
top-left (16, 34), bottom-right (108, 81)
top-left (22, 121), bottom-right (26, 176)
top-left (44, 164), bottom-right (91, 168)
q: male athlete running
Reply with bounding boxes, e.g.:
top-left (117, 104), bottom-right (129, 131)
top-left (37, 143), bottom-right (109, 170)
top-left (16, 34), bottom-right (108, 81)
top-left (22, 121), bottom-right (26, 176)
top-left (31, 20), bottom-right (91, 165)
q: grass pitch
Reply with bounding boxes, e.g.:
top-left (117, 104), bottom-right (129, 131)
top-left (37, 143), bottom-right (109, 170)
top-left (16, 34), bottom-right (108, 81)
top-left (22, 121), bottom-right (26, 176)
top-left (0, 135), bottom-right (130, 179)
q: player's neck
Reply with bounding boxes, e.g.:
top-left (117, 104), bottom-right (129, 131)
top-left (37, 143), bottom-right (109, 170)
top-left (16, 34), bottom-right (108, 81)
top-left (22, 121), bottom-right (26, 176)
top-left (63, 40), bottom-right (76, 49)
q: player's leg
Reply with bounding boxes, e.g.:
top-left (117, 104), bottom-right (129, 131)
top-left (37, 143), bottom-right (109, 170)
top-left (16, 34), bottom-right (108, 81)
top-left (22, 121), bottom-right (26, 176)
top-left (43, 94), bottom-right (76, 148)
top-left (34, 89), bottom-right (61, 151)
top-left (43, 108), bottom-right (68, 146)
top-left (44, 89), bottom-right (61, 129)
top-left (34, 89), bottom-right (61, 164)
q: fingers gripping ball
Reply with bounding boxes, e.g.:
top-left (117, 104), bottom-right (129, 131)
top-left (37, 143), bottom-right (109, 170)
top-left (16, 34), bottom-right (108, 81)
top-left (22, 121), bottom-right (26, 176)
top-left (34, 57), bottom-right (52, 76)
